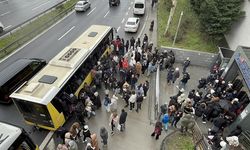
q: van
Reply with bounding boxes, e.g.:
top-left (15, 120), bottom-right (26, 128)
top-left (0, 58), bottom-right (46, 104)
top-left (133, 0), bottom-right (145, 15)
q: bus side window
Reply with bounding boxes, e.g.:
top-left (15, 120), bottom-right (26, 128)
top-left (51, 97), bottom-right (64, 113)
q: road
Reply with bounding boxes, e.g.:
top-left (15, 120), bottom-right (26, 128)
top-left (225, 0), bottom-right (250, 50)
top-left (0, 0), bottom-right (65, 32)
top-left (0, 0), bottom-right (148, 146)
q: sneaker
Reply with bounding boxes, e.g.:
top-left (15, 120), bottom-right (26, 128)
top-left (129, 110), bottom-right (132, 112)
top-left (202, 121), bottom-right (206, 124)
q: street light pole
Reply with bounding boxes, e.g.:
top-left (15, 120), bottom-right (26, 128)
top-left (172, 11), bottom-right (183, 47)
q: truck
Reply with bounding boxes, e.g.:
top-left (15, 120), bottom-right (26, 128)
top-left (109, 0), bottom-right (120, 6)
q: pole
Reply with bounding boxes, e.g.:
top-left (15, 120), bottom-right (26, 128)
top-left (172, 11), bottom-right (183, 47)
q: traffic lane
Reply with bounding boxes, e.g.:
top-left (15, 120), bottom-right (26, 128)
top-left (0, 0), bottom-right (65, 31)
top-left (0, 103), bottom-right (49, 145)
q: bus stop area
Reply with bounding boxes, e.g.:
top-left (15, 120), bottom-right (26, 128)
top-left (42, 62), bottom-right (211, 150)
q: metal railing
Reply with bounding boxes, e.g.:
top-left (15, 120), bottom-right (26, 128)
top-left (155, 65), bottom-right (160, 119)
top-left (0, 0), bottom-right (77, 59)
top-left (193, 122), bottom-right (211, 150)
top-left (239, 130), bottom-right (250, 149)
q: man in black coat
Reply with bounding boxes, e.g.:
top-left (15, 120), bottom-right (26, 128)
top-left (119, 109), bottom-right (128, 132)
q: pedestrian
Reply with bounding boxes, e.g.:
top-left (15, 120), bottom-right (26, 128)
top-left (64, 132), bottom-right (78, 150)
top-left (93, 92), bottom-right (101, 109)
top-left (179, 72), bottom-right (190, 89)
top-left (91, 133), bottom-right (99, 150)
top-left (171, 110), bottom-right (183, 128)
top-left (125, 40), bottom-right (129, 53)
top-left (167, 67), bottom-right (174, 84)
top-left (136, 38), bottom-right (141, 48)
top-left (151, 121), bottom-right (162, 140)
top-left (110, 95), bottom-right (118, 112)
top-left (69, 122), bottom-right (81, 141)
top-left (57, 144), bottom-right (68, 150)
top-left (135, 61), bottom-right (142, 77)
top-left (180, 114), bottom-right (195, 133)
top-left (103, 94), bottom-right (111, 112)
top-left (100, 127), bottom-right (108, 146)
top-left (136, 92), bottom-right (143, 113)
top-left (130, 37), bottom-right (135, 50)
top-left (129, 91), bottom-right (137, 111)
top-left (109, 112), bottom-right (119, 135)
top-left (143, 34), bottom-right (148, 43)
top-left (172, 67), bottom-right (180, 83)
top-left (119, 109), bottom-right (128, 131)
top-left (182, 57), bottom-right (190, 73)
top-left (143, 80), bottom-right (149, 97)
top-left (130, 74), bottom-right (138, 90)
top-left (82, 125), bottom-right (91, 142)
top-left (161, 113), bottom-right (169, 130)
top-left (85, 143), bottom-right (95, 150)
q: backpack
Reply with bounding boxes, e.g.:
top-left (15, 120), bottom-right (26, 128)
top-left (162, 114), bottom-right (169, 124)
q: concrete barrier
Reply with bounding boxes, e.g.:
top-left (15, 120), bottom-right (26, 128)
top-left (161, 46), bottom-right (218, 68)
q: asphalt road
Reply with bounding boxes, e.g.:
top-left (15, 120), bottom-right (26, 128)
top-left (0, 0), bottom-right (65, 32)
top-left (0, 0), bottom-right (148, 146)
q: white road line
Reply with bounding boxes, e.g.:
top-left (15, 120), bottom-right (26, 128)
top-left (117, 26), bottom-right (120, 32)
top-left (126, 12), bottom-right (128, 15)
top-left (39, 131), bottom-right (54, 150)
top-left (87, 7), bottom-right (96, 16)
top-left (128, 7), bottom-right (131, 10)
top-left (58, 26), bottom-right (75, 40)
top-left (104, 10), bottom-right (110, 18)
top-left (137, 13), bottom-right (149, 39)
top-left (0, 0), bottom-right (8, 4)
top-left (32, 1), bottom-right (50, 11)
top-left (3, 25), bottom-right (12, 30)
top-left (121, 18), bottom-right (125, 23)
top-left (0, 11), bottom-right (10, 16)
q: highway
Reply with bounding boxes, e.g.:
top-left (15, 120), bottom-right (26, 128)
top-left (0, 0), bottom-right (147, 145)
top-left (0, 0), bottom-right (65, 32)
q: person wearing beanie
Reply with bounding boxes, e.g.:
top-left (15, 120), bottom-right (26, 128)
top-left (172, 67), bottom-right (180, 84)
top-left (183, 57), bottom-right (190, 73)
top-left (100, 127), bottom-right (108, 146)
top-left (82, 125), bottom-right (91, 142)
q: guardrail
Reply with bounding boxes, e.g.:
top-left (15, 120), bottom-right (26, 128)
top-left (239, 130), bottom-right (250, 149)
top-left (155, 65), bottom-right (160, 119)
top-left (0, 0), bottom-right (77, 59)
top-left (193, 122), bottom-right (211, 150)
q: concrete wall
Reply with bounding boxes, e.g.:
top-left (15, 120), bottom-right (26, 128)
top-left (161, 46), bottom-right (219, 68)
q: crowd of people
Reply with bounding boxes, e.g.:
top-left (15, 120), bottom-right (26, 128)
top-left (56, 33), bottom-right (179, 149)
top-left (156, 58), bottom-right (245, 149)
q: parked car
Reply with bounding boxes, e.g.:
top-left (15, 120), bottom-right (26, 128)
top-left (109, 0), bottom-right (120, 6)
top-left (124, 17), bottom-right (140, 33)
top-left (75, 0), bottom-right (91, 12)
top-left (0, 22), bottom-right (4, 33)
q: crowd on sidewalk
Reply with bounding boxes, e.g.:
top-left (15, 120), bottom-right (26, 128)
top-left (55, 32), bottom-right (178, 150)
top-left (157, 58), bottom-right (245, 149)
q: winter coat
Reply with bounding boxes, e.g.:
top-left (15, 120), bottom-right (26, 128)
top-left (129, 94), bottom-right (137, 103)
top-left (213, 117), bottom-right (227, 129)
top-left (135, 62), bottom-right (142, 75)
top-left (180, 114), bottom-right (195, 129)
top-left (110, 96), bottom-right (118, 112)
top-left (119, 111), bottom-right (128, 124)
top-left (91, 133), bottom-right (99, 150)
top-left (154, 121), bottom-right (162, 135)
top-left (100, 127), bottom-right (108, 141)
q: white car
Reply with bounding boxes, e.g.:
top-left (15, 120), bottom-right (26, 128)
top-left (0, 22), bottom-right (4, 33)
top-left (124, 17), bottom-right (140, 33)
top-left (75, 0), bottom-right (91, 12)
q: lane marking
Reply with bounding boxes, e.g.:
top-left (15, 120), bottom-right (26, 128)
top-left (87, 7), bottom-right (96, 16)
top-left (0, 0), bottom-right (8, 4)
top-left (137, 12), bottom-right (149, 39)
top-left (32, 1), bottom-right (50, 11)
top-left (121, 18), bottom-right (125, 23)
top-left (58, 26), bottom-right (75, 40)
top-left (39, 131), bottom-right (54, 150)
top-left (104, 10), bottom-right (109, 18)
top-left (117, 26), bottom-right (120, 32)
top-left (128, 7), bottom-right (131, 10)
top-left (126, 12), bottom-right (128, 15)
top-left (3, 25), bottom-right (12, 30)
top-left (0, 10), bottom-right (75, 64)
top-left (0, 11), bottom-right (10, 16)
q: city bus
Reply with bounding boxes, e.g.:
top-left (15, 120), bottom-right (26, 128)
top-left (0, 122), bottom-right (38, 150)
top-left (10, 25), bottom-right (114, 130)
top-left (0, 58), bottom-right (46, 104)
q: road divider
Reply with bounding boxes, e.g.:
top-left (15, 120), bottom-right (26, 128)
top-left (117, 26), bottom-right (120, 32)
top-left (3, 25), bottom-right (12, 30)
top-left (87, 7), bottom-right (96, 16)
top-left (58, 26), bottom-right (75, 40)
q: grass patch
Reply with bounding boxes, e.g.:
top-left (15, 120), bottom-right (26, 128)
top-left (157, 0), bottom-right (219, 53)
top-left (166, 132), bottom-right (194, 150)
top-left (0, 0), bottom-right (78, 59)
